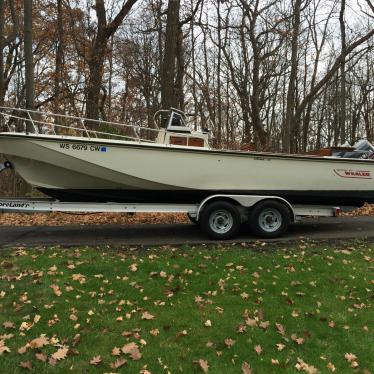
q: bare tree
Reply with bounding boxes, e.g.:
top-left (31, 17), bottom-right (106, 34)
top-left (85, 0), bottom-right (138, 122)
top-left (24, 0), bottom-right (34, 113)
top-left (54, 0), bottom-right (64, 117)
top-left (338, 0), bottom-right (346, 143)
top-left (0, 0), bottom-right (4, 107)
top-left (161, 0), bottom-right (181, 114)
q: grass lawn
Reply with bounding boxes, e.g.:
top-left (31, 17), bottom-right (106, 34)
top-left (0, 241), bottom-right (373, 373)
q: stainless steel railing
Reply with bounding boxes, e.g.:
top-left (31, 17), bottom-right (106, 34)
top-left (0, 107), bottom-right (161, 143)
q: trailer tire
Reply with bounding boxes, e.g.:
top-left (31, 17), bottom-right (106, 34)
top-left (249, 200), bottom-right (290, 238)
top-left (200, 201), bottom-right (241, 240)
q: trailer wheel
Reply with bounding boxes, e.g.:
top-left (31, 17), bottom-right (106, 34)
top-left (187, 213), bottom-right (198, 224)
top-left (4, 161), bottom-right (12, 168)
top-left (249, 200), bottom-right (290, 238)
top-left (200, 201), bottom-right (241, 240)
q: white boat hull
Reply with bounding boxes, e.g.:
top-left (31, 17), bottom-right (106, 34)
top-left (1, 133), bottom-right (374, 205)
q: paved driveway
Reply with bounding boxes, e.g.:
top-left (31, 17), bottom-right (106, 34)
top-left (0, 216), bottom-right (373, 248)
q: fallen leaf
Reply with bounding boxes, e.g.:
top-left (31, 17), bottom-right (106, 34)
top-left (141, 312), bottom-right (154, 320)
top-left (89, 355), bottom-right (102, 365)
top-left (198, 359), bottom-right (209, 373)
top-left (29, 335), bottom-right (49, 349)
top-left (150, 328), bottom-right (159, 336)
top-left (0, 345), bottom-right (11, 355)
top-left (242, 361), bottom-right (252, 374)
top-left (2, 321), bottom-right (15, 329)
top-left (344, 353), bottom-right (357, 362)
top-left (17, 345), bottom-right (28, 354)
top-left (254, 345), bottom-right (262, 355)
top-left (275, 322), bottom-right (286, 335)
top-left (122, 342), bottom-right (138, 354)
top-left (20, 361), bottom-right (33, 370)
top-left (327, 362), bottom-right (336, 372)
top-left (291, 334), bottom-right (305, 345)
top-left (295, 358), bottom-right (319, 373)
top-left (130, 349), bottom-right (142, 361)
top-left (72, 333), bottom-right (80, 347)
top-left (112, 347), bottom-right (121, 356)
top-left (110, 357), bottom-right (127, 369)
top-left (35, 352), bottom-right (48, 362)
top-left (245, 318), bottom-right (257, 327)
top-left (129, 263), bottom-right (138, 272)
top-left (51, 347), bottom-right (68, 361)
top-left (224, 338), bottom-right (235, 348)
top-left (259, 321), bottom-right (270, 330)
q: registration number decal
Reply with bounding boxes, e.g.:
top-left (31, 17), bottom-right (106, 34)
top-left (59, 143), bottom-right (107, 152)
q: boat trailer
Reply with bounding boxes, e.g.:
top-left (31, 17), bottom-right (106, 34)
top-left (0, 194), bottom-right (343, 240)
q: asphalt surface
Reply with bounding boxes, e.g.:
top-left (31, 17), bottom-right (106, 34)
top-left (0, 216), bottom-right (373, 248)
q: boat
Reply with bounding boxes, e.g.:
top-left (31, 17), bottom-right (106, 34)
top-left (0, 106), bottom-right (374, 207)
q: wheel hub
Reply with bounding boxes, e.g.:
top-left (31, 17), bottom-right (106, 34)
top-left (258, 208), bottom-right (282, 232)
top-left (209, 210), bottom-right (233, 234)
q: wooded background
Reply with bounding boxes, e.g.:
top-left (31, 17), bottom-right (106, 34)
top-left (0, 0), bottom-right (374, 194)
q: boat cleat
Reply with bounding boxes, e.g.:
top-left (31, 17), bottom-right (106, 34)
top-left (0, 160), bottom-right (12, 173)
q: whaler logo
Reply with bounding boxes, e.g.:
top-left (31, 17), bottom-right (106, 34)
top-left (0, 202), bottom-right (30, 208)
top-left (334, 169), bottom-right (372, 179)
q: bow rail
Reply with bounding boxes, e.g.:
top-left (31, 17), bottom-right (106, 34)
top-left (0, 106), bottom-right (161, 143)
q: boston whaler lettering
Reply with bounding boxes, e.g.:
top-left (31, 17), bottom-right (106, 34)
top-left (0, 106), bottom-right (373, 239)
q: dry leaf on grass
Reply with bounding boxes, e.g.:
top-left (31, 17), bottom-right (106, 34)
top-left (17, 345), bottom-right (28, 354)
top-left (51, 347), bottom-right (68, 361)
top-left (89, 355), bottom-right (102, 365)
top-left (20, 361), bottom-right (33, 370)
top-left (2, 321), bottom-right (15, 329)
top-left (122, 342), bottom-right (138, 354)
top-left (110, 358), bottom-right (127, 369)
top-left (29, 335), bottom-right (49, 349)
top-left (0, 345), bottom-right (11, 354)
top-left (291, 334), bottom-right (305, 345)
top-left (224, 338), bottom-right (235, 348)
top-left (35, 352), bottom-right (48, 362)
top-left (198, 359), bottom-right (209, 373)
top-left (295, 358), bottom-right (319, 374)
top-left (141, 311), bottom-right (155, 320)
top-left (111, 347), bottom-right (121, 356)
top-left (275, 322), bottom-right (286, 335)
top-left (150, 328), bottom-right (159, 336)
top-left (254, 345), bottom-right (262, 355)
top-left (344, 353), bottom-right (357, 362)
top-left (327, 362), bottom-right (336, 372)
top-left (129, 348), bottom-right (142, 361)
top-left (242, 361), bottom-right (252, 374)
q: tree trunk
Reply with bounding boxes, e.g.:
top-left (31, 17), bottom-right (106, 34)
top-left (283, 0), bottom-right (301, 153)
top-left (161, 0), bottom-right (180, 116)
top-left (54, 0), bottom-right (64, 116)
top-left (216, 0), bottom-right (222, 147)
top-left (338, 0), bottom-right (346, 143)
top-left (24, 0), bottom-right (34, 113)
top-left (84, 0), bottom-right (138, 123)
top-left (0, 0), bottom-right (4, 107)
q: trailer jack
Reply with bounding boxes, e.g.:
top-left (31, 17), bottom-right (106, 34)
top-left (0, 161), bottom-right (12, 173)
